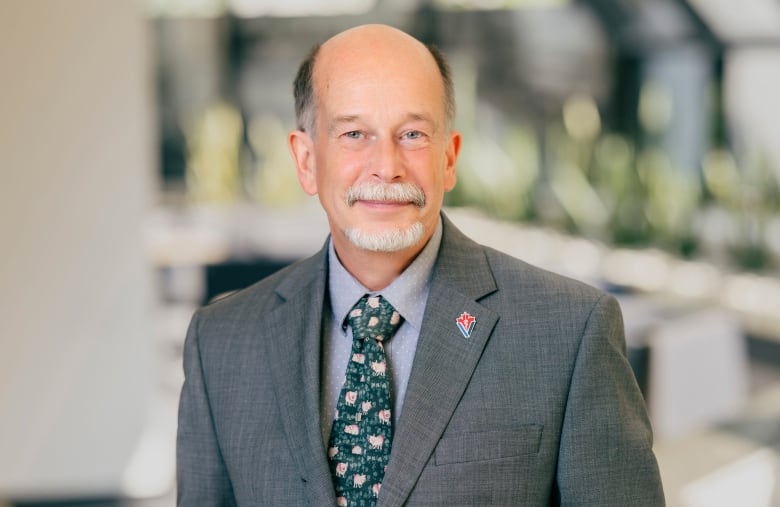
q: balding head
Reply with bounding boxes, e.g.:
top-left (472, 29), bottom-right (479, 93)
top-left (293, 24), bottom-right (455, 135)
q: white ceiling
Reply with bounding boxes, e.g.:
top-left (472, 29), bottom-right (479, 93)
top-left (688, 0), bottom-right (780, 42)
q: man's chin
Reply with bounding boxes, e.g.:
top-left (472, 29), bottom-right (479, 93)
top-left (344, 222), bottom-right (425, 253)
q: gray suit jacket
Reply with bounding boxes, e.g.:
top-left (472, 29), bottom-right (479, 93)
top-left (177, 215), bottom-right (665, 506)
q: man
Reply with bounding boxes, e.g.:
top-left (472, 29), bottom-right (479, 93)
top-left (177, 24), bottom-right (665, 506)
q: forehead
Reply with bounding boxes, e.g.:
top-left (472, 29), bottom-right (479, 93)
top-left (313, 33), bottom-right (446, 124)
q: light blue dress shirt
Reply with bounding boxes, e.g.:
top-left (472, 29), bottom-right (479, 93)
top-left (320, 219), bottom-right (443, 445)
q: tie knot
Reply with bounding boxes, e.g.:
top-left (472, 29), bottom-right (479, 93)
top-left (347, 295), bottom-right (403, 343)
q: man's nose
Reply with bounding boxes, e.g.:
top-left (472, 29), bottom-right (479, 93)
top-left (370, 136), bottom-right (405, 182)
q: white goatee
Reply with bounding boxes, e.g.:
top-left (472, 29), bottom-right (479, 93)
top-left (343, 182), bottom-right (426, 252)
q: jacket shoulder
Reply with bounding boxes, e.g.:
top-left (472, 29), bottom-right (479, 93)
top-left (481, 245), bottom-right (609, 308)
top-left (196, 249), bottom-right (326, 323)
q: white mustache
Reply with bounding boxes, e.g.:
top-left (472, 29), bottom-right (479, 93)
top-left (345, 183), bottom-right (426, 208)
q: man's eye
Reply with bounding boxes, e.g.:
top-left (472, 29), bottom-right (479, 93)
top-left (403, 130), bottom-right (423, 140)
top-left (343, 131), bottom-right (362, 139)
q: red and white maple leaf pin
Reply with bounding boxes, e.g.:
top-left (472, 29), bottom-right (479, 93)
top-left (455, 312), bottom-right (476, 338)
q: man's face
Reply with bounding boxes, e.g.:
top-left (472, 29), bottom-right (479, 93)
top-left (291, 32), bottom-right (460, 257)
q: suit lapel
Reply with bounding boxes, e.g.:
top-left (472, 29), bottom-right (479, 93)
top-left (378, 215), bottom-right (499, 506)
top-left (262, 248), bottom-right (336, 504)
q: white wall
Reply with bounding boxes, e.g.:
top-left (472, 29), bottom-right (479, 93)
top-left (0, 0), bottom-right (159, 499)
top-left (726, 48), bottom-right (780, 177)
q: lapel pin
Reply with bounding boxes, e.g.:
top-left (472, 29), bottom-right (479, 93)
top-left (456, 312), bottom-right (476, 338)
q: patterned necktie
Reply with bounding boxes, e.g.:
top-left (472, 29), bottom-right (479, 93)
top-left (328, 294), bottom-right (403, 506)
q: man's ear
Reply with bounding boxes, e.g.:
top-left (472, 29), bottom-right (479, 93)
top-left (288, 129), bottom-right (318, 195)
top-left (443, 130), bottom-right (461, 192)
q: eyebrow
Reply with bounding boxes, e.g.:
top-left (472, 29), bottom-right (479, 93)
top-left (406, 112), bottom-right (435, 123)
top-left (327, 113), bottom-right (437, 134)
top-left (328, 115), bottom-right (361, 133)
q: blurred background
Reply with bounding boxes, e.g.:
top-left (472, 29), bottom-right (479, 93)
top-left (1, 0), bottom-right (779, 505)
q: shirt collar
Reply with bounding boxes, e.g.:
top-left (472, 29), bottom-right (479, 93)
top-left (328, 218), bottom-right (442, 334)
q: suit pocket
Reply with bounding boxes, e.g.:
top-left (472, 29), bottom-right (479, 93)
top-left (433, 425), bottom-right (543, 465)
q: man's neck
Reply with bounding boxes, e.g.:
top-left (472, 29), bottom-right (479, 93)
top-left (330, 234), bottom-right (432, 291)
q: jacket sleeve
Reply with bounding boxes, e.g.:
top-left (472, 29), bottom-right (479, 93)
top-left (554, 294), bottom-right (665, 506)
top-left (177, 310), bottom-right (238, 507)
